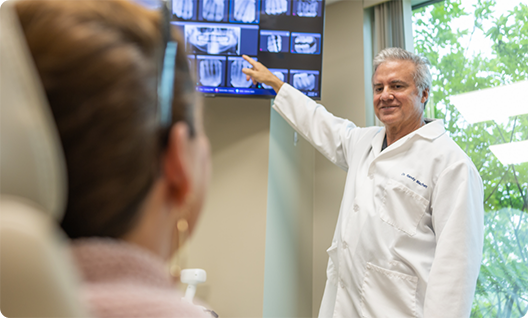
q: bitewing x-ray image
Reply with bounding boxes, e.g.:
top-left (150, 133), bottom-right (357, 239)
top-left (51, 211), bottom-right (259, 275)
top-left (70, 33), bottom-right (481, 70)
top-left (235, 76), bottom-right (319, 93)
top-left (229, 58), bottom-right (254, 88)
top-left (186, 26), bottom-right (240, 55)
top-left (262, 69), bottom-right (287, 89)
top-left (173, 0), bottom-right (196, 20)
top-left (263, 0), bottom-right (289, 15)
top-left (293, 0), bottom-right (321, 17)
top-left (231, 0), bottom-right (259, 23)
top-left (201, 0), bottom-right (227, 21)
top-left (291, 33), bottom-right (320, 54)
top-left (198, 57), bottom-right (226, 87)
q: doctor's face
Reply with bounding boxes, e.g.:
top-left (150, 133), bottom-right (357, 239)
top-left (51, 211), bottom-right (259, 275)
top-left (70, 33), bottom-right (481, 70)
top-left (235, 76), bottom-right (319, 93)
top-left (373, 60), bottom-right (428, 132)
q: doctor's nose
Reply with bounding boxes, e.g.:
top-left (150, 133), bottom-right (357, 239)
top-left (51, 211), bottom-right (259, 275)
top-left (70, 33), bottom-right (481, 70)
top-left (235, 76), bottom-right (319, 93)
top-left (380, 89), bottom-right (394, 102)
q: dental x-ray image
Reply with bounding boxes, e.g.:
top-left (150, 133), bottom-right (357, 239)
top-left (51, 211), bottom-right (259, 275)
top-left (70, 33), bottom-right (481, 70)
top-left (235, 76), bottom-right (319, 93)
top-left (293, 0), bottom-right (321, 17)
top-left (291, 71), bottom-right (318, 91)
top-left (201, 0), bottom-right (227, 21)
top-left (231, 0), bottom-right (259, 23)
top-left (268, 35), bottom-right (282, 52)
top-left (263, 0), bottom-right (289, 15)
top-left (173, 0), bottom-right (196, 20)
top-left (262, 69), bottom-right (287, 89)
top-left (260, 30), bottom-right (289, 53)
top-left (291, 33), bottom-right (320, 54)
top-left (186, 25), bottom-right (240, 55)
top-left (198, 57), bottom-right (226, 87)
top-left (229, 58), bottom-right (254, 88)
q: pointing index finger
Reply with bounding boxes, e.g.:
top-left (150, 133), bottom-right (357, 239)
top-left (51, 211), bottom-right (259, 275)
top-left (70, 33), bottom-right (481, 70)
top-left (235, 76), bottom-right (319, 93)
top-left (242, 55), bottom-right (258, 68)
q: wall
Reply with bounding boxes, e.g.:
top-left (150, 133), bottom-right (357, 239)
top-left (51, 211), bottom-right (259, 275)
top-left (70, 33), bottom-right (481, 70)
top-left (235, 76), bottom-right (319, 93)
top-left (185, 97), bottom-right (271, 318)
top-left (185, 1), bottom-right (367, 316)
top-left (313, 1), bottom-right (366, 315)
top-left (262, 109), bottom-right (314, 318)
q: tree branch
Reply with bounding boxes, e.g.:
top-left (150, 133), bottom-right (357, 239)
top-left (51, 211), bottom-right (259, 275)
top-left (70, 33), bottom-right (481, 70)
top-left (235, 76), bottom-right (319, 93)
top-left (484, 166), bottom-right (510, 205)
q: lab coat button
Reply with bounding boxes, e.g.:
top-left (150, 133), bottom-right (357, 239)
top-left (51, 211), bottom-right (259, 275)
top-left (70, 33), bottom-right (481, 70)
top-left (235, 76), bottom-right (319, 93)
top-left (342, 241), bottom-right (348, 249)
top-left (339, 278), bottom-right (346, 288)
top-left (353, 204), bottom-right (359, 212)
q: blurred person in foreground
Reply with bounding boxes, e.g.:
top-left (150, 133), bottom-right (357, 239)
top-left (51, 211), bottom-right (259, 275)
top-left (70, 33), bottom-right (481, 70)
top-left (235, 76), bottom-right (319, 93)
top-left (14, 1), bottom-right (212, 317)
top-left (242, 49), bottom-right (484, 318)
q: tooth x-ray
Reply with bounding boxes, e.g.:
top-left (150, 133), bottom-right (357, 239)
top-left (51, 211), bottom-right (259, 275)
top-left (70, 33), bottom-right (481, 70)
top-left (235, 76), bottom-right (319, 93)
top-left (198, 57), bottom-right (225, 87)
top-left (262, 69), bottom-right (287, 89)
top-left (260, 30), bottom-right (289, 53)
top-left (231, 0), bottom-right (259, 23)
top-left (263, 0), bottom-right (289, 15)
top-left (173, 0), bottom-right (196, 20)
top-left (290, 70), bottom-right (318, 91)
top-left (186, 26), bottom-right (240, 55)
top-left (201, 0), bottom-right (227, 21)
top-left (229, 58), bottom-right (254, 88)
top-left (293, 0), bottom-right (321, 17)
top-left (291, 33), bottom-right (320, 54)
top-left (268, 35), bottom-right (282, 52)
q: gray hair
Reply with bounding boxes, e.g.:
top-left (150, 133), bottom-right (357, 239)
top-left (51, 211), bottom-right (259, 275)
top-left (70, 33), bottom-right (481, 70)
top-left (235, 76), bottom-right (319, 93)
top-left (373, 47), bottom-right (432, 105)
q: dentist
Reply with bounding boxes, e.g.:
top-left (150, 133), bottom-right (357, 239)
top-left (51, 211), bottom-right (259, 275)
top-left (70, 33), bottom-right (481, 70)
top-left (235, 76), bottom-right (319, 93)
top-left (242, 48), bottom-right (484, 318)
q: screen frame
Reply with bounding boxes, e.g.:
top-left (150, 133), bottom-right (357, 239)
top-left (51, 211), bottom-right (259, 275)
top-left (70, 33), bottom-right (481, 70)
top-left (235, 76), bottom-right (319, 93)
top-left (171, 0), bottom-right (326, 100)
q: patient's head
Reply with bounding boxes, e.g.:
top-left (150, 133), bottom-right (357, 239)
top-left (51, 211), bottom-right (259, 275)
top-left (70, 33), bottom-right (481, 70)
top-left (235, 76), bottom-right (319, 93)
top-left (16, 0), bottom-right (210, 259)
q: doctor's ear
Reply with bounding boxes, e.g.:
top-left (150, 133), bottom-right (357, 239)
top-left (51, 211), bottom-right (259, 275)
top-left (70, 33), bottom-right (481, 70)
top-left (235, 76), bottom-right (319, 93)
top-left (421, 88), bottom-right (429, 104)
top-left (163, 122), bottom-right (192, 205)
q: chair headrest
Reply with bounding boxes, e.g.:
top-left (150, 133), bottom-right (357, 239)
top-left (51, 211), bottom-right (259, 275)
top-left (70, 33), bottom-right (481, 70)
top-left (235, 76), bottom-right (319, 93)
top-left (0, 1), bottom-right (67, 221)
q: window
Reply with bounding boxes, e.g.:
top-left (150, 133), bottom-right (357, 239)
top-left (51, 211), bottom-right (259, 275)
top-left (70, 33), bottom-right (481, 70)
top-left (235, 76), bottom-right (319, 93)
top-left (413, 1), bottom-right (528, 317)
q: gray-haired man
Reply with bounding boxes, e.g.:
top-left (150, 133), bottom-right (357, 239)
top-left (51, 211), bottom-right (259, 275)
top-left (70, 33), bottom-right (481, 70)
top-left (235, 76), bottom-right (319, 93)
top-left (243, 48), bottom-right (484, 318)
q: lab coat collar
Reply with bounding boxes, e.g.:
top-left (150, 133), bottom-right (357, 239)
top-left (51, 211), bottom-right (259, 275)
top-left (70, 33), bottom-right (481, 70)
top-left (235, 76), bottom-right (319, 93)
top-left (370, 118), bottom-right (446, 157)
top-left (415, 118), bottom-right (446, 140)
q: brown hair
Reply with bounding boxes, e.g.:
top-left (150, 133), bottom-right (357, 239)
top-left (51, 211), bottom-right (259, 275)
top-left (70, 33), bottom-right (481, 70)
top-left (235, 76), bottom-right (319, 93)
top-left (16, 0), bottom-right (196, 238)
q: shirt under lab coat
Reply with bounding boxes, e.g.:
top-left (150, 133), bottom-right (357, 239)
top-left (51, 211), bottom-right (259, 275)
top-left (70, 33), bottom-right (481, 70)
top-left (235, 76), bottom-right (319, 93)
top-left (273, 84), bottom-right (484, 318)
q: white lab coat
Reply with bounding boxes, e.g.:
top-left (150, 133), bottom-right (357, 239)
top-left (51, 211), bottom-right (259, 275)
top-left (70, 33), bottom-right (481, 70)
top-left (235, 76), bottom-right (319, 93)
top-left (273, 84), bottom-right (484, 318)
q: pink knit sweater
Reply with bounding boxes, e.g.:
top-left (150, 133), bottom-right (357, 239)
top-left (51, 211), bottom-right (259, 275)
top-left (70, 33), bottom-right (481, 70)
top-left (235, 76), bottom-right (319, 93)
top-left (70, 238), bottom-right (211, 318)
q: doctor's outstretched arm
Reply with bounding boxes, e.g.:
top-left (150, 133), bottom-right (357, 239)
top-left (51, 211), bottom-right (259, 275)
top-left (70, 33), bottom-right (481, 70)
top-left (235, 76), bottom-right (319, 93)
top-left (242, 55), bottom-right (355, 171)
top-left (241, 55), bottom-right (284, 93)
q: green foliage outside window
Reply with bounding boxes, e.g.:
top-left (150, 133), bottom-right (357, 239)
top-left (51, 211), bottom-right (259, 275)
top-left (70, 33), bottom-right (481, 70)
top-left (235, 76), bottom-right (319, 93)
top-left (412, 1), bottom-right (527, 317)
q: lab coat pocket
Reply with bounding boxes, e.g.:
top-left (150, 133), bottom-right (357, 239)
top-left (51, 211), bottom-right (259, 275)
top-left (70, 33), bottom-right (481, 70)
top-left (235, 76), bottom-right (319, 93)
top-left (380, 179), bottom-right (428, 236)
top-left (360, 262), bottom-right (418, 318)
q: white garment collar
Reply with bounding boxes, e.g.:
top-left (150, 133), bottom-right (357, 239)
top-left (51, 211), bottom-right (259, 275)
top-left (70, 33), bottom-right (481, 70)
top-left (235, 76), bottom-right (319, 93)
top-left (370, 119), bottom-right (447, 157)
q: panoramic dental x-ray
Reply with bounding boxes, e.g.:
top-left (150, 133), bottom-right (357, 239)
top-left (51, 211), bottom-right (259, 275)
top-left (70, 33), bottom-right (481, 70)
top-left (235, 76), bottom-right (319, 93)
top-left (186, 26), bottom-right (240, 55)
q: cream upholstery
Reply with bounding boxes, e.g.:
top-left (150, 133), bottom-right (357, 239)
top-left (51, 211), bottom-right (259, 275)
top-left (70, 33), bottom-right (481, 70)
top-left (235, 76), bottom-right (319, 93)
top-left (0, 2), bottom-right (86, 316)
top-left (0, 198), bottom-right (86, 317)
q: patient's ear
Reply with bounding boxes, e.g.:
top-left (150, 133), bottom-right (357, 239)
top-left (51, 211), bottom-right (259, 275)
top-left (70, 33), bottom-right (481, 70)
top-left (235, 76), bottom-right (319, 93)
top-left (163, 122), bottom-right (192, 205)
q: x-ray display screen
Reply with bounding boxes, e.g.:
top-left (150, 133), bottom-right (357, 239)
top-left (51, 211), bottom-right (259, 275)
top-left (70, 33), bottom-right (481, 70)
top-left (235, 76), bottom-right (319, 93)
top-left (172, 0), bottom-right (325, 99)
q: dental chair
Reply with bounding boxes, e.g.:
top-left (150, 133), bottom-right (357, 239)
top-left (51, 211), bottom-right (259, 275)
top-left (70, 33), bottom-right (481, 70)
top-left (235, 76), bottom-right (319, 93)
top-left (0, 2), bottom-right (87, 317)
